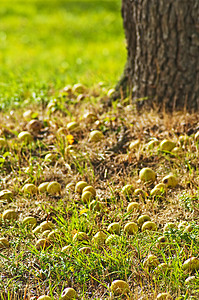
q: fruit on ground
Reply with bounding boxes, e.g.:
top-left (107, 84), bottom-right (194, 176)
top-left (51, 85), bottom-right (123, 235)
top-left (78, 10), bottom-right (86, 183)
top-left (61, 245), bottom-right (73, 253)
top-left (73, 232), bottom-right (89, 242)
top-left (182, 257), bottom-right (199, 271)
top-left (111, 279), bottom-right (130, 296)
top-left (154, 183), bottom-right (167, 191)
top-left (154, 263), bottom-right (170, 273)
top-left (92, 231), bottom-right (107, 245)
top-left (142, 221), bottom-right (157, 232)
top-left (81, 191), bottom-right (93, 203)
top-left (47, 181), bottom-right (61, 195)
top-left (67, 121), bottom-right (80, 132)
top-left (122, 184), bottom-right (134, 195)
top-left (150, 187), bottom-right (164, 197)
top-left (89, 130), bottom-right (104, 142)
top-left (134, 188), bottom-right (147, 200)
top-left (2, 209), bottom-right (18, 221)
top-left (75, 181), bottom-right (88, 193)
top-left (129, 139), bottom-right (140, 151)
top-left (156, 236), bottom-right (168, 248)
top-left (0, 138), bottom-right (7, 148)
top-left (0, 190), bottom-right (13, 201)
top-left (0, 237), bottom-right (10, 249)
top-left (137, 215), bottom-right (151, 226)
top-left (159, 139), bottom-right (176, 151)
top-left (44, 153), bottom-right (57, 163)
top-left (105, 234), bottom-right (120, 245)
top-left (79, 246), bottom-right (91, 254)
top-left (185, 276), bottom-right (196, 284)
top-left (143, 254), bottom-right (159, 269)
top-left (61, 287), bottom-right (77, 299)
top-left (36, 238), bottom-right (51, 250)
top-left (40, 221), bottom-right (55, 232)
top-left (22, 183), bottom-right (37, 195)
top-left (83, 112), bottom-right (98, 123)
top-left (73, 83), bottom-right (86, 94)
top-left (18, 131), bottom-right (33, 143)
top-left (89, 200), bottom-right (104, 212)
top-left (38, 182), bottom-right (49, 193)
top-left (27, 119), bottom-right (42, 133)
top-left (82, 185), bottom-right (96, 197)
top-left (163, 222), bottom-right (177, 232)
top-left (107, 222), bottom-right (120, 235)
top-left (156, 293), bottom-right (173, 300)
top-left (162, 174), bottom-right (178, 188)
top-left (127, 202), bottom-right (140, 213)
top-left (139, 167), bottom-right (156, 183)
top-left (37, 295), bottom-right (52, 300)
top-left (22, 216), bottom-right (37, 227)
top-left (124, 222), bottom-right (138, 235)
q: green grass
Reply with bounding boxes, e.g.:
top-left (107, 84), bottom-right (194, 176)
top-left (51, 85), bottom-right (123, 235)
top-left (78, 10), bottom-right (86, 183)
top-left (0, 0), bottom-right (126, 109)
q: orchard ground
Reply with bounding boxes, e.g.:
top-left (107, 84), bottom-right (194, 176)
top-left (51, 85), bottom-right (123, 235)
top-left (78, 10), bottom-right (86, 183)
top-left (0, 0), bottom-right (199, 299)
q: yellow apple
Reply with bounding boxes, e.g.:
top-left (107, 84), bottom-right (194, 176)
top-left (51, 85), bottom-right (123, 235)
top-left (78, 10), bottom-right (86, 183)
top-left (18, 131), bottom-right (33, 143)
top-left (75, 181), bottom-right (88, 193)
top-left (162, 174), bottom-right (178, 188)
top-left (36, 238), bottom-right (51, 250)
top-left (142, 221), bottom-right (157, 232)
top-left (107, 222), bottom-right (120, 235)
top-left (89, 130), bottom-right (104, 142)
top-left (73, 232), bottom-right (89, 242)
top-left (22, 183), bottom-right (37, 195)
top-left (159, 139), bottom-right (176, 151)
top-left (111, 279), bottom-right (129, 296)
top-left (139, 167), bottom-right (156, 183)
top-left (38, 182), bottom-right (49, 193)
top-left (66, 121), bottom-right (80, 132)
top-left (124, 222), bottom-right (138, 235)
top-left (156, 292), bottom-right (173, 300)
top-left (137, 215), bottom-right (151, 226)
top-left (122, 184), bottom-right (134, 195)
top-left (82, 185), bottom-right (96, 197)
top-left (81, 191), bottom-right (93, 203)
top-left (92, 231), bottom-right (107, 245)
top-left (47, 181), bottom-right (61, 195)
top-left (0, 237), bottom-right (10, 249)
top-left (127, 202), bottom-right (140, 213)
top-left (37, 296), bottom-right (52, 300)
top-left (143, 254), bottom-right (159, 269)
top-left (22, 216), bottom-right (37, 227)
top-left (182, 257), bottom-right (199, 271)
top-left (0, 190), bottom-right (13, 202)
top-left (61, 287), bottom-right (77, 300)
top-left (2, 209), bottom-right (18, 221)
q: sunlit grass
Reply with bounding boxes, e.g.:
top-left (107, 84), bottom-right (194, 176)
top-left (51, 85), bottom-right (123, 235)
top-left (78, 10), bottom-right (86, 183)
top-left (0, 0), bottom-right (126, 109)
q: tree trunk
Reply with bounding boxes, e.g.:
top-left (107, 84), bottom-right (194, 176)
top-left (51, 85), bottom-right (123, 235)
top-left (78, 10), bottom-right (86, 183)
top-left (119, 0), bottom-right (199, 111)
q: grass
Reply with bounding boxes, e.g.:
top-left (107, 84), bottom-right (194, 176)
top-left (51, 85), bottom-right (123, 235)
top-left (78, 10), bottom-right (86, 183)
top-left (0, 0), bottom-right (126, 110)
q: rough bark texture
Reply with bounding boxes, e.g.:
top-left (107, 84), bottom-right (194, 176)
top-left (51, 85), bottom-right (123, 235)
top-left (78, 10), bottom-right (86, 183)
top-left (120, 0), bottom-right (199, 111)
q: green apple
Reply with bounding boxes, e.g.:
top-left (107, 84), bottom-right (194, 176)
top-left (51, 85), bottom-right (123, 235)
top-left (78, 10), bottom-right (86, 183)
top-left (73, 232), bottom-right (89, 242)
top-left (139, 167), bottom-right (156, 183)
top-left (127, 202), bottom-right (140, 213)
top-left (129, 139), bottom-right (140, 151)
top-left (182, 257), bottom-right (199, 271)
top-left (83, 112), bottom-right (98, 123)
top-left (137, 215), bottom-right (151, 226)
top-left (124, 222), bottom-right (138, 235)
top-left (27, 119), bottom-right (42, 133)
top-left (162, 174), bottom-right (178, 188)
top-left (44, 153), bottom-right (57, 163)
top-left (0, 190), bottom-right (13, 202)
top-left (156, 292), bottom-right (173, 300)
top-left (48, 229), bottom-right (61, 241)
top-left (0, 237), bottom-right (10, 249)
top-left (61, 287), bottom-right (77, 300)
top-left (82, 185), bottom-right (96, 197)
top-left (107, 222), bottom-right (120, 235)
top-left (156, 236), bottom-right (168, 248)
top-left (38, 182), bottom-right (49, 193)
top-left (33, 225), bottom-right (42, 234)
top-left (89, 130), bottom-right (104, 142)
top-left (2, 209), bottom-right (18, 221)
top-left (22, 183), bottom-right (37, 195)
top-left (18, 131), bottom-right (33, 143)
top-left (47, 181), bottom-right (61, 195)
top-left (73, 83), bottom-right (86, 94)
top-left (159, 139), bottom-right (176, 151)
top-left (143, 254), bottom-right (159, 269)
top-left (122, 184), bottom-right (134, 195)
top-left (134, 188), bottom-right (147, 200)
top-left (145, 138), bottom-right (159, 150)
top-left (142, 221), bottom-right (157, 232)
top-left (154, 263), bottom-right (170, 273)
top-left (41, 230), bottom-right (51, 238)
top-left (36, 238), bottom-right (51, 250)
top-left (154, 183), bottom-right (167, 191)
top-left (111, 279), bottom-right (129, 296)
top-left (40, 221), bottom-right (55, 232)
top-left (150, 187), bottom-right (163, 197)
top-left (66, 121), bottom-right (80, 132)
top-left (81, 191), bottom-right (93, 203)
top-left (37, 296), bottom-right (52, 300)
top-left (92, 231), bottom-right (107, 245)
top-left (23, 109), bottom-right (33, 120)
top-left (89, 200), bottom-right (104, 212)
top-left (22, 216), bottom-right (37, 227)
top-left (185, 275), bottom-right (196, 285)
top-left (75, 181), bottom-right (88, 193)
top-left (163, 222), bottom-right (177, 232)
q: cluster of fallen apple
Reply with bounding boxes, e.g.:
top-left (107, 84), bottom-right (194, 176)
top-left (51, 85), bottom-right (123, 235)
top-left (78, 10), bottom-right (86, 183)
top-left (0, 83), bottom-right (199, 299)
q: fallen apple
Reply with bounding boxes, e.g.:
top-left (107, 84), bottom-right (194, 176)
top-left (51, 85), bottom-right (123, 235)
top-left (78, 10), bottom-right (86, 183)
top-left (122, 184), bottom-right (134, 195)
top-left (40, 221), bottom-right (55, 232)
top-left (61, 245), bottom-right (73, 253)
top-left (111, 279), bottom-right (130, 296)
top-left (37, 296), bottom-right (52, 300)
top-left (134, 188), bottom-right (147, 200)
top-left (66, 121), bottom-right (80, 132)
top-left (81, 191), bottom-right (93, 203)
top-left (129, 139), bottom-right (140, 151)
top-left (22, 183), bottom-right (37, 195)
top-left (143, 254), bottom-right (159, 269)
top-left (124, 222), bottom-right (138, 235)
top-left (89, 200), bottom-right (104, 212)
top-left (36, 238), bottom-right (51, 250)
top-left (75, 181), bottom-right (88, 193)
top-left (44, 153), bottom-right (57, 163)
top-left (27, 119), bottom-right (42, 133)
top-left (89, 130), bottom-right (104, 142)
top-left (137, 215), bottom-right (151, 226)
top-left (73, 83), bottom-right (86, 94)
top-left (82, 185), bottom-right (96, 197)
top-left (38, 182), bottom-right (49, 193)
top-left (83, 112), bottom-right (98, 123)
top-left (47, 181), bottom-right (61, 195)
top-left (23, 109), bottom-right (33, 120)
top-left (182, 257), bottom-right (199, 271)
top-left (163, 222), bottom-right (177, 232)
top-left (156, 292), bottom-right (173, 300)
top-left (73, 232), bottom-right (89, 242)
top-left (18, 131), bottom-right (33, 143)
top-left (22, 216), bottom-right (37, 227)
top-left (159, 139), bottom-right (176, 152)
top-left (0, 190), bottom-right (13, 202)
top-left (61, 287), bottom-right (77, 300)
top-left (154, 263), bottom-right (170, 273)
top-left (92, 231), bottom-right (107, 245)
top-left (162, 174), bottom-right (178, 188)
top-left (107, 222), bottom-right (120, 235)
top-left (127, 202), bottom-right (140, 213)
top-left (2, 209), bottom-right (18, 221)
top-left (79, 246), bottom-right (91, 254)
top-left (185, 275), bottom-right (196, 285)
top-left (142, 221), bottom-right (157, 232)
top-left (105, 234), bottom-right (120, 245)
top-left (139, 167), bottom-right (156, 183)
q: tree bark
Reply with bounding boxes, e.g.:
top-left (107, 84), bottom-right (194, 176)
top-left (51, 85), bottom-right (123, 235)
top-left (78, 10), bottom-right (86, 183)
top-left (119, 0), bottom-right (199, 111)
